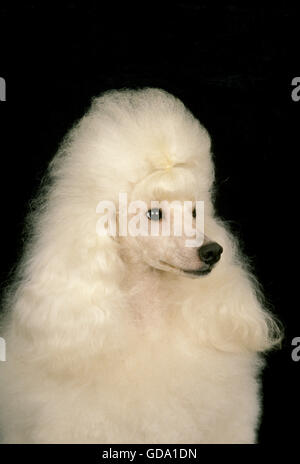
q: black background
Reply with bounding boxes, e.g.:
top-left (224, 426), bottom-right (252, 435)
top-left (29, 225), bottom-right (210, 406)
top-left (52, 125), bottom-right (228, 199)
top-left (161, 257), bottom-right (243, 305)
top-left (0, 2), bottom-right (299, 444)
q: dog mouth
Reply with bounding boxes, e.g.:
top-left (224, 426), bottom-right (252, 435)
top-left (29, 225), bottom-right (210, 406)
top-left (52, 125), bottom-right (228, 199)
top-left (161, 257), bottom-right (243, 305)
top-left (158, 261), bottom-right (212, 277)
top-left (183, 266), bottom-right (212, 276)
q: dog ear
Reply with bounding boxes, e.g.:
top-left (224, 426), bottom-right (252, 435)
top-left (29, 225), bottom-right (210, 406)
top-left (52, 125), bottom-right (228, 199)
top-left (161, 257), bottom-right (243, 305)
top-left (3, 213), bottom-right (128, 374)
top-left (180, 224), bottom-right (282, 353)
top-left (182, 263), bottom-right (282, 353)
top-left (207, 267), bottom-right (282, 352)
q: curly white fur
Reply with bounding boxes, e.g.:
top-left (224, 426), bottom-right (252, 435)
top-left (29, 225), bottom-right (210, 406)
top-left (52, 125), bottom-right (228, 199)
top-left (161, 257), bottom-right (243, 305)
top-left (0, 88), bottom-right (281, 443)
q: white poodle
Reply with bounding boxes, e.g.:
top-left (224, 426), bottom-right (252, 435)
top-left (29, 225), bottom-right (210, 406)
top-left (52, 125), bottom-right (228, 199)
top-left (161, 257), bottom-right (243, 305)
top-left (0, 88), bottom-right (281, 444)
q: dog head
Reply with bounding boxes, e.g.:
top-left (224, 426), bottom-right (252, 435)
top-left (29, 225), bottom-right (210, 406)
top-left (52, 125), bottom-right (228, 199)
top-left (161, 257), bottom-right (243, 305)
top-left (90, 88), bottom-right (224, 276)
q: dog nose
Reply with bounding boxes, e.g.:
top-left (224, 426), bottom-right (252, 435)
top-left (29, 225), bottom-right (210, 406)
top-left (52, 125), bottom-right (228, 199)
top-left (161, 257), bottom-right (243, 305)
top-left (198, 242), bottom-right (223, 265)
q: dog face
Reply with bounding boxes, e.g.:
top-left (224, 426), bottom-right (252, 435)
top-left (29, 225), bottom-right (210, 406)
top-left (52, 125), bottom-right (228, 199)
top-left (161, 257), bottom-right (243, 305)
top-left (117, 198), bottom-right (223, 277)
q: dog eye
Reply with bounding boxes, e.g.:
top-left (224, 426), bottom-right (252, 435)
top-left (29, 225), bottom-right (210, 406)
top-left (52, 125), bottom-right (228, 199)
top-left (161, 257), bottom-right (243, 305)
top-left (192, 208), bottom-right (196, 218)
top-left (146, 208), bottom-right (162, 220)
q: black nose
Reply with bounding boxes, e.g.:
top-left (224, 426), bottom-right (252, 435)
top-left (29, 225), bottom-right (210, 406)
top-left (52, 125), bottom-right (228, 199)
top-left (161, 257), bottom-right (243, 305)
top-left (198, 242), bottom-right (223, 265)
